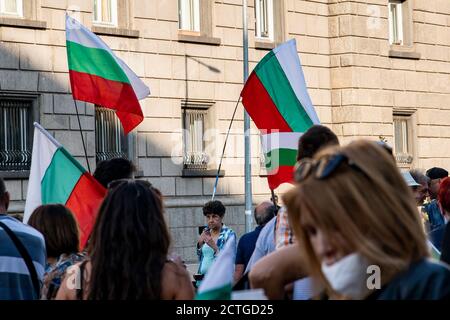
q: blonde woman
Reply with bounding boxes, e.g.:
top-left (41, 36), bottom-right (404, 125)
top-left (252, 140), bottom-right (450, 299)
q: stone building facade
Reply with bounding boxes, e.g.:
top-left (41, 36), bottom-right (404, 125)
top-left (1, 0), bottom-right (450, 262)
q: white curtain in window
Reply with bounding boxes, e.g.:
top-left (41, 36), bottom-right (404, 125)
top-left (94, 0), bottom-right (117, 25)
top-left (255, 0), bottom-right (273, 40)
top-left (0, 0), bottom-right (22, 16)
top-left (179, 0), bottom-right (200, 32)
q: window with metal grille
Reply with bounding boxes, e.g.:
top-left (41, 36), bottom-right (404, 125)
top-left (183, 108), bottom-right (208, 170)
top-left (95, 106), bottom-right (128, 163)
top-left (393, 115), bottom-right (413, 164)
top-left (255, 0), bottom-right (273, 40)
top-left (0, 99), bottom-right (32, 171)
top-left (178, 0), bottom-right (200, 32)
top-left (93, 0), bottom-right (117, 26)
top-left (389, 1), bottom-right (404, 45)
top-left (0, 0), bottom-right (22, 17)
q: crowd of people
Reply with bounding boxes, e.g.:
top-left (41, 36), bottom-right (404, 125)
top-left (1, 125), bottom-right (450, 300)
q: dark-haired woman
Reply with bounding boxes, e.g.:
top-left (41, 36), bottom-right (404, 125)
top-left (28, 204), bottom-right (85, 299)
top-left (56, 180), bottom-right (194, 300)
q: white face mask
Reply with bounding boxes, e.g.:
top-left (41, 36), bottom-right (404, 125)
top-left (321, 253), bottom-right (371, 300)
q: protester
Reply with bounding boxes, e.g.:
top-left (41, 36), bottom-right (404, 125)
top-left (251, 140), bottom-right (450, 299)
top-left (234, 201), bottom-right (276, 284)
top-left (409, 170), bottom-right (430, 207)
top-left (0, 178), bottom-right (46, 300)
top-left (57, 179), bottom-right (194, 299)
top-left (196, 200), bottom-right (236, 285)
top-left (424, 167), bottom-right (448, 233)
top-left (28, 204), bottom-right (85, 299)
top-left (93, 157), bottom-right (136, 188)
top-left (437, 178), bottom-right (450, 264)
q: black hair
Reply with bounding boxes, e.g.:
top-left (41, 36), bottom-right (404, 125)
top-left (202, 200), bottom-right (226, 218)
top-left (93, 158), bottom-right (136, 188)
top-left (297, 125), bottom-right (339, 161)
top-left (87, 180), bottom-right (170, 299)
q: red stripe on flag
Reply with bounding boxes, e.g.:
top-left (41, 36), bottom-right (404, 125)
top-left (66, 173), bottom-right (106, 249)
top-left (240, 72), bottom-right (293, 133)
top-left (267, 165), bottom-right (295, 190)
top-left (69, 70), bottom-right (143, 133)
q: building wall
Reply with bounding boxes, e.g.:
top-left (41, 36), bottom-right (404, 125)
top-left (1, 0), bottom-right (450, 262)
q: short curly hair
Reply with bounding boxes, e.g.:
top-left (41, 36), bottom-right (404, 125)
top-left (202, 200), bottom-right (226, 217)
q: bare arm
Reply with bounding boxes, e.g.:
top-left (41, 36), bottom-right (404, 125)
top-left (55, 265), bottom-right (80, 300)
top-left (249, 243), bottom-right (307, 300)
top-left (233, 264), bottom-right (245, 284)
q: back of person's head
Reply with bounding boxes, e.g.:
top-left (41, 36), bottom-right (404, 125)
top-left (28, 204), bottom-right (79, 258)
top-left (297, 125), bottom-right (339, 161)
top-left (203, 200), bottom-right (226, 217)
top-left (426, 167), bottom-right (448, 180)
top-left (284, 140), bottom-right (428, 294)
top-left (438, 177), bottom-right (450, 214)
top-left (254, 201), bottom-right (277, 226)
top-left (88, 179), bottom-right (170, 300)
top-left (93, 158), bottom-right (136, 188)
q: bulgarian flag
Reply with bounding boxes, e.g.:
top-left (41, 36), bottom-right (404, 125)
top-left (241, 39), bottom-right (320, 189)
top-left (196, 235), bottom-right (236, 300)
top-left (24, 123), bottom-right (106, 249)
top-left (65, 14), bottom-right (149, 134)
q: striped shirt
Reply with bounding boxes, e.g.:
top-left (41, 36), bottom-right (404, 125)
top-left (0, 214), bottom-right (46, 300)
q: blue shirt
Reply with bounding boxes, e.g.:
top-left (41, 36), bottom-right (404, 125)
top-left (0, 214), bottom-right (46, 300)
top-left (197, 225), bottom-right (236, 276)
top-left (245, 216), bottom-right (277, 273)
top-left (235, 225), bottom-right (263, 270)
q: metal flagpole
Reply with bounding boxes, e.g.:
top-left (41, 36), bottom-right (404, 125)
top-left (73, 100), bottom-right (91, 173)
top-left (243, 0), bottom-right (253, 233)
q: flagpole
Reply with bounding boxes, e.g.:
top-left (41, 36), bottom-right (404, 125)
top-left (212, 97), bottom-right (241, 200)
top-left (73, 99), bottom-right (91, 173)
top-left (243, 0), bottom-right (253, 233)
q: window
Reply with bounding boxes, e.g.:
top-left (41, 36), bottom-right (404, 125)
top-left (178, 0), bottom-right (200, 32)
top-left (0, 0), bottom-right (22, 17)
top-left (255, 0), bottom-right (274, 40)
top-left (393, 114), bottom-right (414, 165)
top-left (93, 0), bottom-right (117, 26)
top-left (389, 1), bottom-right (403, 45)
top-left (0, 99), bottom-right (32, 171)
top-left (183, 108), bottom-right (209, 170)
top-left (95, 106), bottom-right (128, 163)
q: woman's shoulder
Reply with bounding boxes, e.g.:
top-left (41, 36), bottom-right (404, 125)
top-left (161, 260), bottom-right (195, 299)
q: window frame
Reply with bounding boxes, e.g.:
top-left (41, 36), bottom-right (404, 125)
top-left (93, 0), bottom-right (118, 27)
top-left (94, 105), bottom-right (129, 164)
top-left (0, 0), bottom-right (23, 17)
top-left (178, 0), bottom-right (200, 33)
top-left (182, 106), bottom-right (209, 170)
top-left (0, 93), bottom-right (39, 177)
top-left (255, 0), bottom-right (274, 41)
top-left (393, 110), bottom-right (416, 167)
top-left (388, 1), bottom-right (404, 46)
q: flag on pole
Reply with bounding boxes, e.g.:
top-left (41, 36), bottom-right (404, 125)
top-left (240, 39), bottom-right (320, 189)
top-left (196, 235), bottom-right (236, 300)
top-left (65, 14), bottom-right (150, 134)
top-left (24, 123), bottom-right (106, 249)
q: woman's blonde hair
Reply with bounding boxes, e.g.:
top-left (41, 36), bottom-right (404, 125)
top-left (283, 140), bottom-right (429, 294)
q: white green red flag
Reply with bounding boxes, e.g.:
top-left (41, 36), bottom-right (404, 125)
top-left (65, 14), bottom-right (149, 134)
top-left (241, 39), bottom-right (320, 189)
top-left (24, 123), bottom-right (106, 249)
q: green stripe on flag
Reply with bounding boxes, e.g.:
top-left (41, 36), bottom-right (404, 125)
top-left (41, 147), bottom-right (85, 205)
top-left (265, 148), bottom-right (298, 171)
top-left (255, 52), bottom-right (313, 132)
top-left (67, 41), bottom-right (130, 84)
top-left (195, 283), bottom-right (232, 300)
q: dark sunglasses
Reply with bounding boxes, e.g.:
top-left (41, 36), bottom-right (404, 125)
top-left (294, 153), bottom-right (366, 183)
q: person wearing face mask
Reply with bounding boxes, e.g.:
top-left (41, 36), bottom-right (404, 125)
top-left (252, 140), bottom-right (450, 300)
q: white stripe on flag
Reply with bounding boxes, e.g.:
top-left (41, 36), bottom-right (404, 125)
top-left (273, 39), bottom-right (320, 125)
top-left (23, 123), bottom-right (60, 223)
top-left (65, 14), bottom-right (149, 100)
top-left (261, 132), bottom-right (303, 154)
